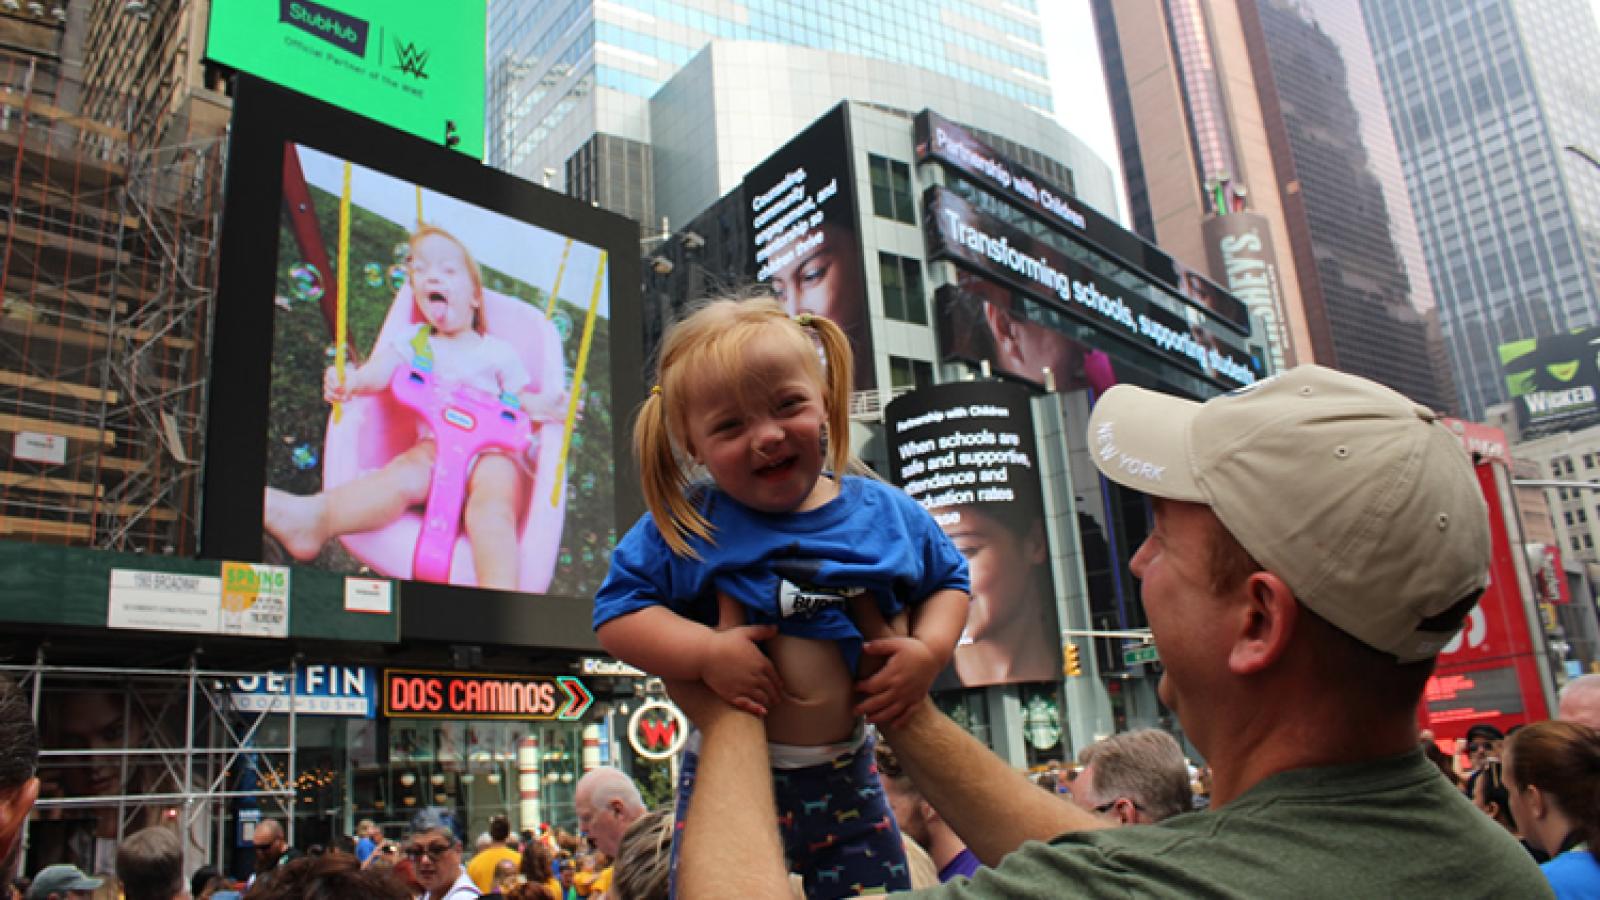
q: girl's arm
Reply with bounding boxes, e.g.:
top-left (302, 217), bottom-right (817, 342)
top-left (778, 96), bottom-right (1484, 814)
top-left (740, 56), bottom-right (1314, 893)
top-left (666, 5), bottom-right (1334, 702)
top-left (597, 602), bottom-right (786, 716)
top-left (854, 588), bottom-right (969, 726)
top-left (324, 345), bottom-right (403, 402)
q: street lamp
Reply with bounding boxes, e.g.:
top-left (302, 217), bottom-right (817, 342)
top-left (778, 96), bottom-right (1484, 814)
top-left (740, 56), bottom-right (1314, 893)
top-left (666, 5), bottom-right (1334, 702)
top-left (1564, 145), bottom-right (1600, 172)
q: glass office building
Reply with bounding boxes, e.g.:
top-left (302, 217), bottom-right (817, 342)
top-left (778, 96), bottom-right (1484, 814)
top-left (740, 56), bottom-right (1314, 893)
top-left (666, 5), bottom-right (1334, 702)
top-left (486, 1), bottom-right (1055, 226)
top-left (1364, 0), bottom-right (1600, 419)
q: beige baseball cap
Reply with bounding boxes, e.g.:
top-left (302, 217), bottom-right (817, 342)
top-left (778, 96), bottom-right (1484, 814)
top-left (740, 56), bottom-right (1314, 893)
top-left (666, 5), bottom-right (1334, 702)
top-left (1087, 365), bottom-right (1490, 662)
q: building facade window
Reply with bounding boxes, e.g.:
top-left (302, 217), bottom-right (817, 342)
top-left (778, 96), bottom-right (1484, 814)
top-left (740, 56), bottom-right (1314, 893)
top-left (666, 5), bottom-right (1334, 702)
top-left (889, 356), bottom-right (933, 392)
top-left (869, 155), bottom-right (915, 224)
top-left (879, 252), bottom-right (927, 324)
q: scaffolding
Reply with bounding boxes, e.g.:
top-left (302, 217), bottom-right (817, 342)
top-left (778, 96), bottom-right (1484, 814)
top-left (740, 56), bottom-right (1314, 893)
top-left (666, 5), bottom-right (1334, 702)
top-left (0, 46), bottom-right (221, 554)
top-left (5, 655), bottom-right (299, 878)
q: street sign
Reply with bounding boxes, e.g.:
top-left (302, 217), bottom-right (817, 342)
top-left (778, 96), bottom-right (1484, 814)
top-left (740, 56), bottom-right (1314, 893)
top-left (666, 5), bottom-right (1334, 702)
top-left (1123, 645), bottom-right (1160, 666)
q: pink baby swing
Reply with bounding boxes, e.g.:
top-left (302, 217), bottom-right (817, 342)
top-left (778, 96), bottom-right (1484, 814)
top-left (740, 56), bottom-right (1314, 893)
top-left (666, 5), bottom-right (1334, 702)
top-left (310, 167), bottom-right (598, 591)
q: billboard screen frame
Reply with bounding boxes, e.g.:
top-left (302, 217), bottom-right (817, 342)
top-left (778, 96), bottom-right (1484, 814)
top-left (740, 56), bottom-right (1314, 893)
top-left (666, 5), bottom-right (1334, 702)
top-left (741, 103), bottom-right (876, 390)
top-left (203, 76), bottom-right (642, 650)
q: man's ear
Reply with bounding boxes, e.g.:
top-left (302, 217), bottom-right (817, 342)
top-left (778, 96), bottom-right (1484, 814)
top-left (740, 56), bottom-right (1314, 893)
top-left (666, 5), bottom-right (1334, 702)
top-left (982, 301), bottom-right (1016, 345)
top-left (0, 777), bottom-right (39, 866)
top-left (1228, 570), bottom-right (1298, 675)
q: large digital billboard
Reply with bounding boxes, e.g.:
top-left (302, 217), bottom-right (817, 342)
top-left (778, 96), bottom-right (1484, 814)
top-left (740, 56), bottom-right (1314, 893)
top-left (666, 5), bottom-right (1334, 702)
top-left (885, 381), bottom-right (1062, 688)
top-left (1498, 327), bottom-right (1600, 437)
top-left (934, 275), bottom-right (1117, 395)
top-left (914, 109), bottom-right (1250, 335)
top-left (204, 77), bottom-right (641, 641)
top-left (923, 186), bottom-right (1259, 389)
top-left (206, 0), bottom-right (486, 158)
top-left (743, 104), bottom-right (876, 389)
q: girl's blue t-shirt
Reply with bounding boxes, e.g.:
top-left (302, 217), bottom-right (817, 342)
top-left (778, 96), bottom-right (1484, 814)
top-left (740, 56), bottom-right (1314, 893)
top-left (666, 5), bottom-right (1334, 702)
top-left (593, 476), bottom-right (969, 668)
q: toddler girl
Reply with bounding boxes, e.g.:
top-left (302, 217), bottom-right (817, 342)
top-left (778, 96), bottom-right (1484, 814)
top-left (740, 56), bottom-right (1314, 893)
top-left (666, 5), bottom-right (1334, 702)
top-left (593, 297), bottom-right (969, 897)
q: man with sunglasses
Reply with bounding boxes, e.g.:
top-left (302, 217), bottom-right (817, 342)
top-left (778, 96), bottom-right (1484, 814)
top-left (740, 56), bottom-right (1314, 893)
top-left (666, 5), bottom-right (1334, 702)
top-left (1463, 723), bottom-right (1504, 776)
top-left (406, 826), bottom-right (478, 899)
top-left (244, 819), bottom-right (297, 892)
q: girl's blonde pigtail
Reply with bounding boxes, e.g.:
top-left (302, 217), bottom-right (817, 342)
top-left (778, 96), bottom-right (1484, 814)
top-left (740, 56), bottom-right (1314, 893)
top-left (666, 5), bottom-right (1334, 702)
top-left (632, 391), bottom-right (710, 558)
top-left (801, 314), bottom-right (866, 477)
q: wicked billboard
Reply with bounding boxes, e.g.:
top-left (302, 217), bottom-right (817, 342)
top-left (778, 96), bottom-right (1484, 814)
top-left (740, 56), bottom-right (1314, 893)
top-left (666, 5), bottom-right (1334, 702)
top-left (1498, 327), bottom-right (1600, 437)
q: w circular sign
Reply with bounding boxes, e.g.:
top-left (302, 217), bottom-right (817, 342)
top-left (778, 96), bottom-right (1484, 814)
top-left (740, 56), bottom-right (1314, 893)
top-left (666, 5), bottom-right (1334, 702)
top-left (627, 699), bottom-right (688, 760)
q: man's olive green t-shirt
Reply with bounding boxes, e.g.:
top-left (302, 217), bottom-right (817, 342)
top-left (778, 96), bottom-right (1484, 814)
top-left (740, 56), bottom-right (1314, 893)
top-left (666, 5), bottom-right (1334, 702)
top-left (914, 751), bottom-right (1551, 899)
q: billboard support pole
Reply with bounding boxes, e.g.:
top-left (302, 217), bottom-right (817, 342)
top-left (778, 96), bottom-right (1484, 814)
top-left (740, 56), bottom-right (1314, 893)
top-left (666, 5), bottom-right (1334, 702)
top-left (1031, 391), bottom-right (1116, 758)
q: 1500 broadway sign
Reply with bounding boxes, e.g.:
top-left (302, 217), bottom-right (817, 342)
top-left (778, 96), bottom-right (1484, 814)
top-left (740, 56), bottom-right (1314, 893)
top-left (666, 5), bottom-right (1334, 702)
top-left (923, 187), bottom-right (1259, 388)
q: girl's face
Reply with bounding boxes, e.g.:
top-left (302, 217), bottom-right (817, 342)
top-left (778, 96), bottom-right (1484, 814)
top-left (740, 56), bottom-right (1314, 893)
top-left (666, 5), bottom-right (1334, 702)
top-left (682, 334), bottom-right (831, 514)
top-left (410, 233), bottom-right (480, 335)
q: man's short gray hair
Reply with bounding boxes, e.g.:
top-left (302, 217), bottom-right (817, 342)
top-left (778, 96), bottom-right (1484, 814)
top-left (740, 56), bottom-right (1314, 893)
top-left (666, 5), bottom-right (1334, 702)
top-left (1080, 729), bottom-right (1193, 822)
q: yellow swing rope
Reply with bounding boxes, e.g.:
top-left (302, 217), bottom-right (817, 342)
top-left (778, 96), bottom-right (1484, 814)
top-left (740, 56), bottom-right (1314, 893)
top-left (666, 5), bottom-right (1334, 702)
top-left (551, 250), bottom-right (606, 507)
top-left (333, 162), bottom-right (352, 423)
top-left (415, 185), bottom-right (424, 229)
top-left (545, 238), bottom-right (573, 315)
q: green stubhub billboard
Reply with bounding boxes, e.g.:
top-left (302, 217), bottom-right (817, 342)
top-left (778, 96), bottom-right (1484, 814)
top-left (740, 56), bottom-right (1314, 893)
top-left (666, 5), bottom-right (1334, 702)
top-left (206, 0), bottom-right (485, 158)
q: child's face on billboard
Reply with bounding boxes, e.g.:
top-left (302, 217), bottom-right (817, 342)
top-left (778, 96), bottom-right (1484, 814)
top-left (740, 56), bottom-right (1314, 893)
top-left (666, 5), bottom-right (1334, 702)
top-left (410, 233), bottom-right (480, 335)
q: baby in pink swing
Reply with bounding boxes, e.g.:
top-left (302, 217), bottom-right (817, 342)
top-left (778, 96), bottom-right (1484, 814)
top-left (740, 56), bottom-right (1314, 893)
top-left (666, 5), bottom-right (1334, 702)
top-left (265, 224), bottom-right (565, 589)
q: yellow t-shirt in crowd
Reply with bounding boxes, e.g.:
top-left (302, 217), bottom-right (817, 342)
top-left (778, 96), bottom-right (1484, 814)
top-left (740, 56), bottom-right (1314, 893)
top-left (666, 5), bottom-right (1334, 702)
top-left (466, 845), bottom-right (523, 892)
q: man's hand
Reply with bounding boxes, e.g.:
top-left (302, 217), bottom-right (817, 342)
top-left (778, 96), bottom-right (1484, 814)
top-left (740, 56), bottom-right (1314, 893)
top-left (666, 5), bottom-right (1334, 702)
top-left (700, 623), bottom-right (784, 717)
top-left (854, 636), bottom-right (940, 727)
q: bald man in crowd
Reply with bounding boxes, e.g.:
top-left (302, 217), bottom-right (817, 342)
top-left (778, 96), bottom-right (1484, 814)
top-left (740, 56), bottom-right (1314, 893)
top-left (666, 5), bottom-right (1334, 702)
top-left (1557, 673), bottom-right (1600, 730)
top-left (574, 767), bottom-right (646, 897)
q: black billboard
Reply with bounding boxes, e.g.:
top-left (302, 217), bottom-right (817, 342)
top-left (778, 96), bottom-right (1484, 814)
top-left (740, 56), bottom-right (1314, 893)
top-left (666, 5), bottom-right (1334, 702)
top-left (914, 109), bottom-right (1250, 335)
top-left (743, 104), bottom-right (876, 389)
top-left (934, 278), bottom-right (1118, 395)
top-left (923, 186), bottom-right (1260, 389)
top-left (203, 77), bottom-right (632, 648)
top-left (886, 381), bottom-right (1062, 687)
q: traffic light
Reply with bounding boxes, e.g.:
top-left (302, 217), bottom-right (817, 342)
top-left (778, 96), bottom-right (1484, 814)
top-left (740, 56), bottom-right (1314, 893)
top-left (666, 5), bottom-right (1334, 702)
top-left (1064, 643), bottom-right (1082, 677)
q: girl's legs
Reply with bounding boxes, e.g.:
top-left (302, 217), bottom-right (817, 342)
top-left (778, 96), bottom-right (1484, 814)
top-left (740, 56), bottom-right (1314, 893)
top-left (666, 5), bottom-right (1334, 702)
top-left (464, 453), bottom-right (522, 590)
top-left (264, 441), bottom-right (436, 560)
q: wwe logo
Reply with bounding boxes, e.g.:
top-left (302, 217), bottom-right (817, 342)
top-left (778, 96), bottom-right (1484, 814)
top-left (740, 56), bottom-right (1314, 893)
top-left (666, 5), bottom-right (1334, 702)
top-left (393, 37), bottom-right (429, 79)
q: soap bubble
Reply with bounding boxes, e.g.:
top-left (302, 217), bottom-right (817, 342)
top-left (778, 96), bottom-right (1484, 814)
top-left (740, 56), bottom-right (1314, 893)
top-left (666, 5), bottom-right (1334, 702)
top-left (288, 263), bottom-right (323, 302)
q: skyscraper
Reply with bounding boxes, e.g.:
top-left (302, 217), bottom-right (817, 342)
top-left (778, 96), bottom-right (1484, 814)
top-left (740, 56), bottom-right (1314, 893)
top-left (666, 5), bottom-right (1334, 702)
top-left (486, 1), bottom-right (1055, 227)
top-left (1363, 0), bottom-right (1600, 419)
top-left (1094, 0), bottom-right (1457, 412)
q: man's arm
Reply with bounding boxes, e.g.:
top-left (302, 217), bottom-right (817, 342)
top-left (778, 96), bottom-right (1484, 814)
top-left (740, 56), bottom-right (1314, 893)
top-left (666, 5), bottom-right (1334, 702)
top-left (668, 680), bottom-right (792, 898)
top-left (884, 699), bottom-right (1109, 867)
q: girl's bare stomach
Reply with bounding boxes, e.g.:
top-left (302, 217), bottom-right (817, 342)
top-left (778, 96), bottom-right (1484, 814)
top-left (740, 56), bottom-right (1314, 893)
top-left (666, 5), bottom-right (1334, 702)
top-left (763, 633), bottom-right (857, 746)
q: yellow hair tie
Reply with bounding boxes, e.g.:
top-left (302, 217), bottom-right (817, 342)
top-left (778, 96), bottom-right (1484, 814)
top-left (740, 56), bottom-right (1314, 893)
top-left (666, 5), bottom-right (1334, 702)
top-left (795, 313), bottom-right (814, 327)
top-left (651, 385), bottom-right (662, 396)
